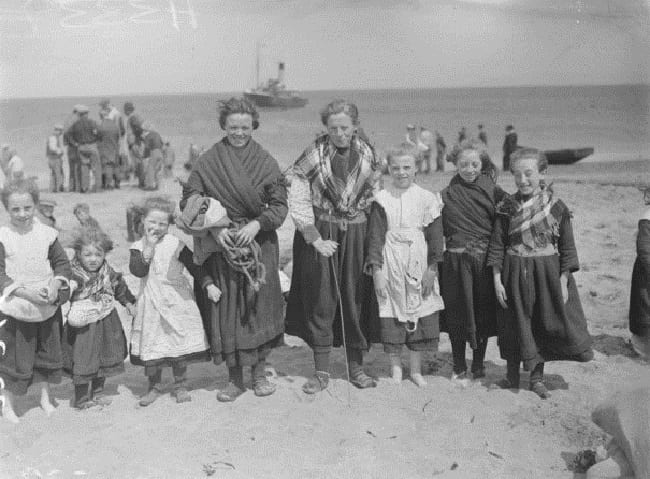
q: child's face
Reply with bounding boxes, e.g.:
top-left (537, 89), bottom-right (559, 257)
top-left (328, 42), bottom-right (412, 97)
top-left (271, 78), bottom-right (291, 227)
top-left (143, 209), bottom-right (170, 241)
top-left (78, 244), bottom-right (105, 272)
top-left (7, 192), bottom-right (35, 231)
top-left (389, 155), bottom-right (417, 189)
top-left (75, 210), bottom-right (90, 222)
top-left (512, 157), bottom-right (545, 196)
top-left (457, 150), bottom-right (482, 183)
top-left (39, 205), bottom-right (54, 217)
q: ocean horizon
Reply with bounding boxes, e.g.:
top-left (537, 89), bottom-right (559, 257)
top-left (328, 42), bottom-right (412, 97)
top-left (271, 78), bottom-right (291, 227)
top-left (1, 84), bottom-right (649, 178)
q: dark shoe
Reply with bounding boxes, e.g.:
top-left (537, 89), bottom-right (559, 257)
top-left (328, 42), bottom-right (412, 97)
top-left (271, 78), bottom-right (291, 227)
top-left (495, 377), bottom-right (520, 390)
top-left (349, 369), bottom-right (377, 389)
top-left (139, 388), bottom-right (161, 407)
top-left (253, 377), bottom-right (277, 397)
top-left (74, 399), bottom-right (98, 410)
top-left (217, 382), bottom-right (245, 402)
top-left (530, 381), bottom-right (550, 399)
top-left (172, 387), bottom-right (192, 403)
top-left (471, 366), bottom-right (486, 379)
top-left (302, 371), bottom-right (330, 394)
top-left (93, 395), bottom-right (113, 406)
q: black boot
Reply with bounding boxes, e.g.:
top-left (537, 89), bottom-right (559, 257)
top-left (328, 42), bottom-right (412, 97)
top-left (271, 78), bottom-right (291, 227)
top-left (73, 383), bottom-right (95, 409)
top-left (217, 366), bottom-right (245, 402)
top-left (252, 360), bottom-right (276, 397)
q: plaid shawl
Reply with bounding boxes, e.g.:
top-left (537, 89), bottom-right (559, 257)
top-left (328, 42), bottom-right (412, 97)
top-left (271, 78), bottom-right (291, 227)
top-left (293, 134), bottom-right (380, 218)
top-left (70, 257), bottom-right (116, 302)
top-left (497, 186), bottom-right (563, 251)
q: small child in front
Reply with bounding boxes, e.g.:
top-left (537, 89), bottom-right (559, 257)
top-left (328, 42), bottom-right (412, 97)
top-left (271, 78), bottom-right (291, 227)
top-left (62, 227), bottom-right (136, 409)
top-left (0, 179), bottom-right (71, 423)
top-left (129, 197), bottom-right (216, 406)
top-left (366, 144), bottom-right (444, 386)
top-left (487, 148), bottom-right (593, 399)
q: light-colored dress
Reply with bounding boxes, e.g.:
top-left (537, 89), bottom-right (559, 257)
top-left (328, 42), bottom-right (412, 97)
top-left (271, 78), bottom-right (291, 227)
top-left (130, 234), bottom-right (208, 361)
top-left (374, 184), bottom-right (445, 324)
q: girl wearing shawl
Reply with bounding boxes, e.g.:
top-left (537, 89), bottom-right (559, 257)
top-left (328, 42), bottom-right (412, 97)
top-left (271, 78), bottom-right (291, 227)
top-left (181, 98), bottom-right (288, 402)
top-left (441, 139), bottom-right (505, 383)
top-left (487, 148), bottom-right (593, 399)
top-left (63, 227), bottom-right (136, 409)
top-left (629, 187), bottom-right (650, 359)
top-left (285, 100), bottom-right (381, 394)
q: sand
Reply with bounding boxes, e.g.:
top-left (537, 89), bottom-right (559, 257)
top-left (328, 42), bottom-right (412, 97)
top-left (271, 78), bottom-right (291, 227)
top-left (1, 160), bottom-right (650, 479)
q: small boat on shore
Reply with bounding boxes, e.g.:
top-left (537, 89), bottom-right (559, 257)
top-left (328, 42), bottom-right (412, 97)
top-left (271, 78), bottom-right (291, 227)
top-left (543, 147), bottom-right (594, 165)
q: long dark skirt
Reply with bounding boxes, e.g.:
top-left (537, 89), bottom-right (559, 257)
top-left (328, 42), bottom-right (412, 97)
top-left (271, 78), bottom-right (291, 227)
top-left (285, 216), bottom-right (377, 352)
top-left (497, 253), bottom-right (593, 370)
top-left (197, 229), bottom-right (285, 367)
top-left (440, 251), bottom-right (497, 348)
top-left (62, 308), bottom-right (127, 385)
top-left (630, 256), bottom-right (650, 338)
top-left (0, 309), bottom-right (63, 395)
top-left (380, 312), bottom-right (439, 354)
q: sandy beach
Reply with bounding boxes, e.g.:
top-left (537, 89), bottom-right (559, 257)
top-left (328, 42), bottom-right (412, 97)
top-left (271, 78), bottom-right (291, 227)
top-left (0, 157), bottom-right (648, 479)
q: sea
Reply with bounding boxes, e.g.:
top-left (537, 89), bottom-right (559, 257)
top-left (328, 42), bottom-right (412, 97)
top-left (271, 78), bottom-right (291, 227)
top-left (1, 84), bottom-right (649, 177)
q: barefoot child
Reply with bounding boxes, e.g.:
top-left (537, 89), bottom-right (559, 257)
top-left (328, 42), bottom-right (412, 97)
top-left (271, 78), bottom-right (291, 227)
top-left (440, 139), bottom-right (506, 383)
top-left (129, 197), bottom-right (216, 406)
top-left (73, 202), bottom-right (100, 229)
top-left (366, 145), bottom-right (444, 386)
top-left (487, 148), bottom-right (593, 399)
top-left (62, 227), bottom-right (136, 409)
top-left (0, 179), bottom-right (71, 423)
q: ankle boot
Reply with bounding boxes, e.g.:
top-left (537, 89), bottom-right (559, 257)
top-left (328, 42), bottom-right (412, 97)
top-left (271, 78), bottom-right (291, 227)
top-left (302, 371), bottom-right (330, 394)
top-left (73, 383), bottom-right (95, 409)
top-left (252, 361), bottom-right (276, 397)
top-left (217, 366), bottom-right (245, 402)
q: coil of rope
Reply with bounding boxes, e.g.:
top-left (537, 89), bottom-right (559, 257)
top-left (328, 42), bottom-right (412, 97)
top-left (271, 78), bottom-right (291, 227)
top-left (221, 229), bottom-right (266, 292)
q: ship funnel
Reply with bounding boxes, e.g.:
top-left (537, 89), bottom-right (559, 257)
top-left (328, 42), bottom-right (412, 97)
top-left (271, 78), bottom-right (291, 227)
top-left (277, 62), bottom-right (285, 84)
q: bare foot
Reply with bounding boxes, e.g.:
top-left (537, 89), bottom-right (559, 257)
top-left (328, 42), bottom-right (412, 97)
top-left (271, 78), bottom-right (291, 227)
top-left (2, 392), bottom-right (20, 423)
top-left (2, 407), bottom-right (20, 424)
top-left (41, 400), bottom-right (56, 416)
top-left (391, 365), bottom-right (403, 384)
top-left (411, 373), bottom-right (427, 387)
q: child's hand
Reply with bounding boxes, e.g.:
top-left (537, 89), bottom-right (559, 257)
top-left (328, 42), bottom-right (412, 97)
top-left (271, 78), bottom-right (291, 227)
top-left (234, 220), bottom-right (261, 247)
top-left (495, 282), bottom-right (508, 309)
top-left (15, 287), bottom-right (49, 305)
top-left (216, 228), bottom-right (235, 250)
top-left (421, 266), bottom-right (438, 297)
top-left (126, 303), bottom-right (137, 317)
top-left (206, 284), bottom-right (222, 303)
top-left (561, 273), bottom-right (569, 304)
top-left (373, 270), bottom-right (388, 299)
top-left (45, 280), bottom-right (63, 304)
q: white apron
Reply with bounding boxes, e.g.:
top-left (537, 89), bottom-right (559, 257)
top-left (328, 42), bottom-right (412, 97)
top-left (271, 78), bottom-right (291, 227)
top-left (130, 234), bottom-right (208, 361)
top-left (375, 185), bottom-right (445, 324)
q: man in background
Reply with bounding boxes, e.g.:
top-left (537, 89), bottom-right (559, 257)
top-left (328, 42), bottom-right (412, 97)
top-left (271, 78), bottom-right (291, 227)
top-left (435, 131), bottom-right (446, 172)
top-left (478, 124), bottom-right (488, 145)
top-left (502, 124), bottom-right (518, 171)
top-left (67, 104), bottom-right (101, 193)
top-left (46, 123), bottom-right (65, 192)
top-left (63, 105), bottom-right (81, 192)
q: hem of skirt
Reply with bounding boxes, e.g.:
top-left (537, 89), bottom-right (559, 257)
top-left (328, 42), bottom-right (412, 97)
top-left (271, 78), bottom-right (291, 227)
top-left (212, 333), bottom-right (284, 367)
top-left (130, 350), bottom-right (211, 367)
top-left (383, 339), bottom-right (438, 354)
top-left (1, 369), bottom-right (63, 395)
top-left (65, 362), bottom-right (126, 384)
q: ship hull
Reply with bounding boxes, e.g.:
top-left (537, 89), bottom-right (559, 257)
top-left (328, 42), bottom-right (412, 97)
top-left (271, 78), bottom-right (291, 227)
top-left (243, 92), bottom-right (308, 108)
top-left (543, 147), bottom-right (594, 165)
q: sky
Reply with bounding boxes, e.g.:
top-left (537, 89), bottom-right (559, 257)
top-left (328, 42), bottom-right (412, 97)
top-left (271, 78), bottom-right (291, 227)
top-left (0, 0), bottom-right (648, 98)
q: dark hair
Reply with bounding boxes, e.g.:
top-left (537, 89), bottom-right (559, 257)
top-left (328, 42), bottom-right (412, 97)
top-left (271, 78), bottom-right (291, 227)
top-left (72, 227), bottom-right (114, 254)
top-left (73, 202), bottom-right (90, 215)
top-left (510, 147), bottom-right (548, 173)
top-left (450, 138), bottom-right (498, 182)
top-left (1, 178), bottom-right (39, 209)
top-left (142, 196), bottom-right (175, 223)
top-left (218, 97), bottom-right (259, 130)
top-left (124, 102), bottom-right (135, 114)
top-left (320, 99), bottom-right (359, 126)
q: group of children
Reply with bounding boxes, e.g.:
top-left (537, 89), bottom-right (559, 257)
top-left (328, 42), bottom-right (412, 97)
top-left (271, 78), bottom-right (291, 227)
top-left (0, 183), bottom-right (216, 423)
top-left (0, 139), bottom-right (595, 423)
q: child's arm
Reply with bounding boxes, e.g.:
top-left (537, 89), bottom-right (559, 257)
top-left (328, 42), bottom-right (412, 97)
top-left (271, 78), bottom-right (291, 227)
top-left (365, 201), bottom-right (388, 298)
top-left (486, 214), bottom-right (509, 308)
top-left (178, 245), bottom-right (221, 303)
top-left (129, 249), bottom-right (150, 278)
top-left (111, 271), bottom-right (136, 307)
top-left (422, 215), bottom-right (443, 296)
top-left (47, 239), bottom-right (72, 304)
top-left (557, 203), bottom-right (579, 303)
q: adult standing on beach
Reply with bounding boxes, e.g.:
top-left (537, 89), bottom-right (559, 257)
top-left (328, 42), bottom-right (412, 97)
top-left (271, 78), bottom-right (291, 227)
top-left (435, 131), bottom-right (447, 172)
top-left (63, 105), bottom-right (81, 192)
top-left (124, 102), bottom-right (144, 186)
top-left (97, 105), bottom-right (124, 189)
top-left (478, 124), bottom-right (488, 146)
top-left (139, 122), bottom-right (164, 191)
top-left (67, 105), bottom-right (101, 193)
top-left (502, 125), bottom-right (518, 171)
top-left (458, 126), bottom-right (467, 144)
top-left (46, 124), bottom-right (65, 192)
top-left (629, 187), bottom-right (650, 359)
top-left (181, 97), bottom-right (288, 402)
top-left (286, 99), bottom-right (381, 394)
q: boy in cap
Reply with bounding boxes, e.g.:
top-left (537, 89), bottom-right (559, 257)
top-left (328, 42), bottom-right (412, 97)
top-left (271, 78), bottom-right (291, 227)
top-left (37, 198), bottom-right (58, 228)
top-left (46, 124), bottom-right (65, 192)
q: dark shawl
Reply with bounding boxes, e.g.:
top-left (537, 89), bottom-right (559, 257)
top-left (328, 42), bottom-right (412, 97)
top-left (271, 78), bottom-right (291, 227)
top-left (182, 138), bottom-right (284, 228)
top-left (441, 174), bottom-right (506, 255)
